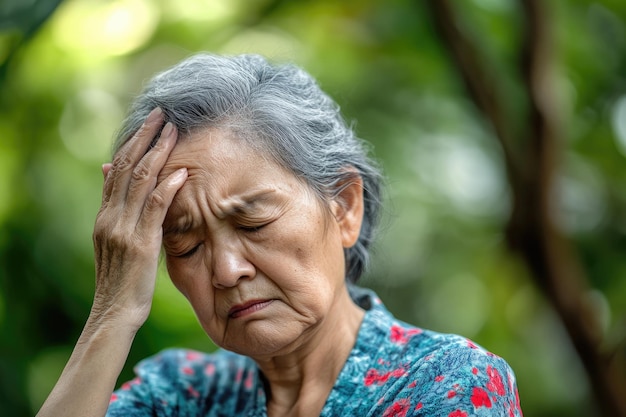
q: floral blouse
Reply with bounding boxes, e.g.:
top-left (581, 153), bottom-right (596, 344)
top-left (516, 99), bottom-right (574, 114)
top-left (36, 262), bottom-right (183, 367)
top-left (107, 288), bottom-right (523, 416)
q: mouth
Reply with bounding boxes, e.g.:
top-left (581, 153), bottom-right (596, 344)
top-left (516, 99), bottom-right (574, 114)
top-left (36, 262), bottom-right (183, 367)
top-left (228, 299), bottom-right (275, 318)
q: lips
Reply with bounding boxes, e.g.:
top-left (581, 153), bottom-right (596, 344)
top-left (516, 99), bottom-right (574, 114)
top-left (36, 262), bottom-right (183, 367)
top-left (228, 299), bottom-right (274, 318)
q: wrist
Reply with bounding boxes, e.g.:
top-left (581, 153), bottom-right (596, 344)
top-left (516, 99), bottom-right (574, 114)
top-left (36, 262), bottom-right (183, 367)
top-left (86, 301), bottom-right (148, 336)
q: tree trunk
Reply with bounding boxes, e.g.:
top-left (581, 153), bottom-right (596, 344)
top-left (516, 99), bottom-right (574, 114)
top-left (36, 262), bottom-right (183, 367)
top-left (424, 1), bottom-right (626, 416)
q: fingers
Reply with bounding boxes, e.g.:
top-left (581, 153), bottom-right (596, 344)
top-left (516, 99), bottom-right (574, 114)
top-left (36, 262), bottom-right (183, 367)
top-left (103, 107), bottom-right (165, 205)
top-left (123, 122), bottom-right (178, 216)
top-left (98, 107), bottom-right (186, 242)
top-left (137, 167), bottom-right (188, 237)
top-left (91, 108), bottom-right (186, 330)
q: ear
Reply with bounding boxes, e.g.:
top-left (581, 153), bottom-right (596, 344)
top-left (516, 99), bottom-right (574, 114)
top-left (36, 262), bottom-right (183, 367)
top-left (330, 173), bottom-right (364, 249)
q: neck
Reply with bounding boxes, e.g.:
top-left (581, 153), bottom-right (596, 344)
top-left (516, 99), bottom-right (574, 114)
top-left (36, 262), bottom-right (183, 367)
top-left (253, 287), bottom-right (364, 417)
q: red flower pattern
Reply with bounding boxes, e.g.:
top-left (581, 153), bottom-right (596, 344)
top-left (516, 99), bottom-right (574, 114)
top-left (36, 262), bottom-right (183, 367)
top-left (109, 296), bottom-right (523, 417)
top-left (187, 385), bottom-right (199, 398)
top-left (487, 365), bottom-right (505, 395)
top-left (383, 398), bottom-right (411, 417)
top-left (204, 363), bottom-right (215, 376)
top-left (390, 324), bottom-right (423, 344)
top-left (471, 386), bottom-right (492, 408)
top-left (364, 367), bottom-right (407, 386)
top-left (120, 377), bottom-right (140, 390)
top-left (244, 371), bottom-right (254, 390)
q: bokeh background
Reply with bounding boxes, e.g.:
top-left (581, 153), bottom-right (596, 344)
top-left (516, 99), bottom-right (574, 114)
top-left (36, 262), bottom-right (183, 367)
top-left (1, 0), bottom-right (626, 416)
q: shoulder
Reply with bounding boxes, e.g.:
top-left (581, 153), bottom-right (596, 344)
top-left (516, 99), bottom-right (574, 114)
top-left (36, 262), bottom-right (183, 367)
top-left (411, 334), bottom-right (522, 416)
top-left (387, 326), bottom-right (523, 416)
top-left (107, 348), bottom-right (261, 416)
top-left (352, 289), bottom-right (522, 416)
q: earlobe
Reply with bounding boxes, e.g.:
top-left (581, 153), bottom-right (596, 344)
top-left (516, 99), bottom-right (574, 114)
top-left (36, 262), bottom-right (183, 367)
top-left (332, 174), bottom-right (364, 248)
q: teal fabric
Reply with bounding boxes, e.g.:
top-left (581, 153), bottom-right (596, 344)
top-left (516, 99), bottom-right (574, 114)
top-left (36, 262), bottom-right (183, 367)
top-left (107, 288), bottom-right (522, 416)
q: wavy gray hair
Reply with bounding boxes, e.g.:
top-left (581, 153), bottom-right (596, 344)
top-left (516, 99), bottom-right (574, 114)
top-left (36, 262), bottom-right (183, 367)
top-left (114, 53), bottom-right (383, 283)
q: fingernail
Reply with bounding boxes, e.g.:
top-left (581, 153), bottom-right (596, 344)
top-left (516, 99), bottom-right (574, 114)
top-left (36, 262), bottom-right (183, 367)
top-left (174, 168), bottom-right (188, 180)
top-left (101, 163), bottom-right (112, 177)
top-left (161, 122), bottom-right (174, 138)
top-left (146, 107), bottom-right (163, 123)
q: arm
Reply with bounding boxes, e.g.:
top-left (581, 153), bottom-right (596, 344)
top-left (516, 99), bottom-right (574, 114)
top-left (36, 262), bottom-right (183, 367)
top-left (37, 108), bottom-right (187, 417)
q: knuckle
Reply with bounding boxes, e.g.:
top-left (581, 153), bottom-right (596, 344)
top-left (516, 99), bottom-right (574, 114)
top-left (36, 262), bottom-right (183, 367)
top-left (107, 227), bottom-right (129, 247)
top-left (135, 122), bottom-right (151, 137)
top-left (94, 211), bottom-right (112, 233)
top-left (94, 216), bottom-right (128, 243)
top-left (132, 162), bottom-right (152, 182)
top-left (112, 153), bottom-right (133, 172)
top-left (145, 191), bottom-right (166, 211)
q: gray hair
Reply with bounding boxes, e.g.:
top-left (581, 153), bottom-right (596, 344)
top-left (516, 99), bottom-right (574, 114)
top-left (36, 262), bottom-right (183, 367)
top-left (114, 53), bottom-right (383, 283)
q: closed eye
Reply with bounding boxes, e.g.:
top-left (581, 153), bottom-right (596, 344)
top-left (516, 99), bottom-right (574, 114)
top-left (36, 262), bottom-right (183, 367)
top-left (177, 243), bottom-right (201, 258)
top-left (238, 224), bottom-right (267, 233)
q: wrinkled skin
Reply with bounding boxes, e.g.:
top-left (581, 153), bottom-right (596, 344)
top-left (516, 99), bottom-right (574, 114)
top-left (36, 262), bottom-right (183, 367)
top-left (157, 127), bottom-right (363, 360)
top-left (94, 108), bottom-right (188, 328)
top-left (38, 108), bottom-right (365, 417)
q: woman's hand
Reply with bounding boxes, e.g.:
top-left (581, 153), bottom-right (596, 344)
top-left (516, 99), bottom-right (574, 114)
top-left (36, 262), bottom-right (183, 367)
top-left (92, 107), bottom-right (187, 329)
top-left (37, 108), bottom-right (187, 417)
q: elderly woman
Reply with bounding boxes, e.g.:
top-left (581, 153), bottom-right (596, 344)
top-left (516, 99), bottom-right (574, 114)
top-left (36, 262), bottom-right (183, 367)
top-left (38, 54), bottom-right (522, 417)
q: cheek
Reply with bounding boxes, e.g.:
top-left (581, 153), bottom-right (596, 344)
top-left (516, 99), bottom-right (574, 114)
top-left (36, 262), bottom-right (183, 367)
top-left (294, 246), bottom-right (306, 263)
top-left (277, 222), bottom-right (346, 292)
top-left (165, 256), bottom-right (201, 298)
top-left (166, 257), bottom-right (220, 321)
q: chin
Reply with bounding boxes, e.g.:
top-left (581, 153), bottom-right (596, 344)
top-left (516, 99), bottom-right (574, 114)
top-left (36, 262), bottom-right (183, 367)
top-left (219, 322), bottom-right (311, 358)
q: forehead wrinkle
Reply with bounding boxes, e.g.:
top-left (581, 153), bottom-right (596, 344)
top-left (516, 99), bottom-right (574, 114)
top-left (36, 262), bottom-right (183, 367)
top-left (164, 188), bottom-right (279, 237)
top-left (163, 187), bottom-right (199, 237)
top-left (217, 189), bottom-right (278, 218)
top-left (163, 215), bottom-right (193, 237)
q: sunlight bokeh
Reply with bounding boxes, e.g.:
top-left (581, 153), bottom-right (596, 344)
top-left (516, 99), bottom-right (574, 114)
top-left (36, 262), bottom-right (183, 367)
top-left (1, 0), bottom-right (625, 416)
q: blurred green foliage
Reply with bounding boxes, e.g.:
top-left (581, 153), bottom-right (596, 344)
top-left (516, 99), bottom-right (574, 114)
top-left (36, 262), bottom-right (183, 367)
top-left (1, 0), bottom-right (625, 416)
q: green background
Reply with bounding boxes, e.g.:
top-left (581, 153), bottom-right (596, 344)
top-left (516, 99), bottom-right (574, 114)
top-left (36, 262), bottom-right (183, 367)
top-left (1, 0), bottom-right (625, 416)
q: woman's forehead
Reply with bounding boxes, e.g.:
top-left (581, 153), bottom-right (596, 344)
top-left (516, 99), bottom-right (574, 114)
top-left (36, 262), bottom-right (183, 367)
top-left (163, 130), bottom-right (310, 205)
top-left (158, 127), bottom-right (257, 178)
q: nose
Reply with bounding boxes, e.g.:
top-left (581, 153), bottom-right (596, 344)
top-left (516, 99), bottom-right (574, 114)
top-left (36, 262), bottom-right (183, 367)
top-left (209, 240), bottom-right (256, 289)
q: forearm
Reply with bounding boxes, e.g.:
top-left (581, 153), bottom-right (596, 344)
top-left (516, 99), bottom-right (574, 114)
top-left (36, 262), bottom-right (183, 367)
top-left (36, 312), bottom-right (138, 417)
top-left (37, 109), bottom-right (184, 417)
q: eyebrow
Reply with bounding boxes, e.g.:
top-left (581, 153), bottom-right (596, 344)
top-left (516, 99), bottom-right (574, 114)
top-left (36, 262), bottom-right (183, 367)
top-left (222, 189), bottom-right (278, 217)
top-left (163, 189), bottom-right (278, 236)
top-left (163, 218), bottom-right (194, 237)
